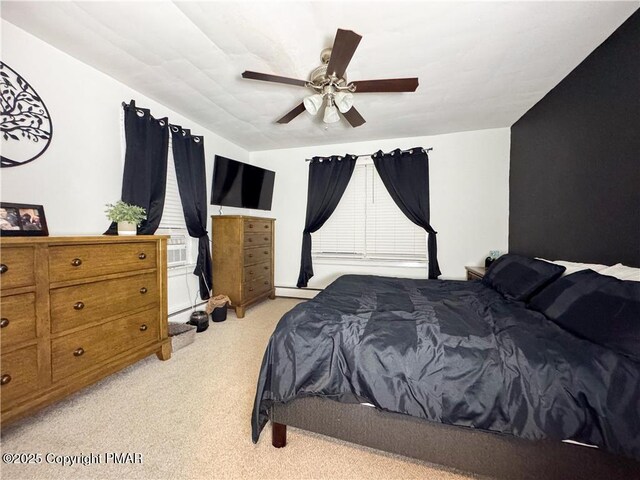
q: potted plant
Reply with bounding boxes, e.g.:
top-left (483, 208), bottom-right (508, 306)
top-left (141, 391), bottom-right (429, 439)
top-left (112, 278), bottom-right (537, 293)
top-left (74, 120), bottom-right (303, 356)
top-left (105, 201), bottom-right (146, 236)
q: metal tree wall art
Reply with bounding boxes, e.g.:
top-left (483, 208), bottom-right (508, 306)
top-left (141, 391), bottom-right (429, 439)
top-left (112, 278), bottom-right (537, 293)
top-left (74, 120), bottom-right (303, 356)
top-left (0, 61), bottom-right (53, 167)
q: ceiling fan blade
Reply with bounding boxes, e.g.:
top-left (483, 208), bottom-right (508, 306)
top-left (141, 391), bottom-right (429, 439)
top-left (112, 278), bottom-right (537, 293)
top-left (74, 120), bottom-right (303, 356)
top-left (242, 71), bottom-right (308, 88)
top-left (326, 29), bottom-right (362, 79)
top-left (276, 103), bottom-right (306, 124)
top-left (342, 107), bottom-right (366, 128)
top-left (352, 78), bottom-right (419, 93)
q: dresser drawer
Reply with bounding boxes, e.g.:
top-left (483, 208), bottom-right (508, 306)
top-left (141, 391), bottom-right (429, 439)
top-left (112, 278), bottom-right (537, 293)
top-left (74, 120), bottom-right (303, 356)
top-left (1, 345), bottom-right (39, 405)
top-left (50, 272), bottom-right (158, 333)
top-left (0, 246), bottom-right (35, 289)
top-left (0, 293), bottom-right (37, 349)
top-left (243, 261), bottom-right (271, 283)
top-left (243, 276), bottom-right (272, 300)
top-left (51, 309), bottom-right (159, 382)
top-left (244, 246), bottom-right (271, 266)
top-left (244, 219), bottom-right (272, 233)
top-left (245, 231), bottom-right (272, 248)
top-left (49, 242), bottom-right (157, 283)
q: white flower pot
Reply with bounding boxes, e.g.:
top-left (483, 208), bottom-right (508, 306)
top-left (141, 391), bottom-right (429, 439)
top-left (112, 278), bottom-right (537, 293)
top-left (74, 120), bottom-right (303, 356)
top-left (117, 221), bottom-right (137, 236)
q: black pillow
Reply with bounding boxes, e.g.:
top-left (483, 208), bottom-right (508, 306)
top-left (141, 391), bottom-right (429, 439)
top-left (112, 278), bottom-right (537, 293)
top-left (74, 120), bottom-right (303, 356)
top-left (529, 269), bottom-right (640, 361)
top-left (481, 254), bottom-right (565, 301)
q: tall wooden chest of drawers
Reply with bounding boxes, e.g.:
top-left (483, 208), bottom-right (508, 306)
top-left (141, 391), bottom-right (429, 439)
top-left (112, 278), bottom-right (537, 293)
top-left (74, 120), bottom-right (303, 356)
top-left (211, 216), bottom-right (275, 318)
top-left (0, 236), bottom-right (170, 425)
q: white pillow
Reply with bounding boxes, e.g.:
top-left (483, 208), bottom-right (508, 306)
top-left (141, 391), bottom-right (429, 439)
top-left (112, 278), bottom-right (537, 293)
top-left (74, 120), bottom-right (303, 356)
top-left (599, 263), bottom-right (640, 282)
top-left (536, 258), bottom-right (610, 276)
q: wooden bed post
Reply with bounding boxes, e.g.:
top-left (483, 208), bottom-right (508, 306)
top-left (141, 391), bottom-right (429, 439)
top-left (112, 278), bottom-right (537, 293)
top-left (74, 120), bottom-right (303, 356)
top-left (272, 422), bottom-right (287, 448)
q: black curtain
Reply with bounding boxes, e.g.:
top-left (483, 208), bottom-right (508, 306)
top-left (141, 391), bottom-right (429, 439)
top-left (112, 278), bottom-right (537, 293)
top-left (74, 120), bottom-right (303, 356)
top-left (105, 100), bottom-right (169, 234)
top-left (171, 126), bottom-right (212, 300)
top-left (297, 155), bottom-right (357, 288)
top-left (372, 148), bottom-right (441, 279)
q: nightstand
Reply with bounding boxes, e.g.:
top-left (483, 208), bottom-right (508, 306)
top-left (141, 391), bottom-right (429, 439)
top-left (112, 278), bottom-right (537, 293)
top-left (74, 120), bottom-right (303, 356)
top-left (465, 266), bottom-right (487, 281)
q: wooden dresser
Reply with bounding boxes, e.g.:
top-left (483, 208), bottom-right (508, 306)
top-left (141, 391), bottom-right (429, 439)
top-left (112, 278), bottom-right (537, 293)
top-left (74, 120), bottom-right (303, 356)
top-left (211, 216), bottom-right (275, 318)
top-left (0, 236), bottom-right (170, 425)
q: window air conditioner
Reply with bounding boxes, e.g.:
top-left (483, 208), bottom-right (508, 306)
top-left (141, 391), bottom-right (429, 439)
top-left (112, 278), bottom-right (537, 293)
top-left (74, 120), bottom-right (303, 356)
top-left (167, 235), bottom-right (188, 268)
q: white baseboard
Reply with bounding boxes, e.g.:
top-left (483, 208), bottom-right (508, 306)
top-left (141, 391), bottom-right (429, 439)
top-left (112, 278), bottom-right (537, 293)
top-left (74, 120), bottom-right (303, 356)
top-left (168, 302), bottom-right (207, 324)
top-left (168, 310), bottom-right (196, 324)
top-left (275, 286), bottom-right (320, 299)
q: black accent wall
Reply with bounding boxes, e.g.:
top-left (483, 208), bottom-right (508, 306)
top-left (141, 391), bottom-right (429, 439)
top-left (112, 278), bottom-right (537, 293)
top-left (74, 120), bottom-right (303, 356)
top-left (509, 9), bottom-right (640, 267)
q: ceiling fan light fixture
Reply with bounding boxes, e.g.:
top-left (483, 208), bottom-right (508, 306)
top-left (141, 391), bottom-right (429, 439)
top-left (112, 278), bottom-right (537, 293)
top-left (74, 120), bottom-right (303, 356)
top-left (323, 104), bottom-right (341, 124)
top-left (334, 91), bottom-right (354, 113)
top-left (303, 94), bottom-right (324, 115)
top-left (242, 28), bottom-right (418, 128)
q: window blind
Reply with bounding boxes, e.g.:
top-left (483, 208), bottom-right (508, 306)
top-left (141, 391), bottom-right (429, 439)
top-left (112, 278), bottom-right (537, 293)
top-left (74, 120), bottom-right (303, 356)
top-left (312, 164), bottom-right (366, 257)
top-left (312, 162), bottom-right (427, 261)
top-left (159, 142), bottom-right (187, 230)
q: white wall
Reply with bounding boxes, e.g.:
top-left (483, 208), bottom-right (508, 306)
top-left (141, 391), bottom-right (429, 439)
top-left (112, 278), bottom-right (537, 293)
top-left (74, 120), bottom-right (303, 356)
top-left (0, 21), bottom-right (250, 315)
top-left (251, 128), bottom-right (510, 290)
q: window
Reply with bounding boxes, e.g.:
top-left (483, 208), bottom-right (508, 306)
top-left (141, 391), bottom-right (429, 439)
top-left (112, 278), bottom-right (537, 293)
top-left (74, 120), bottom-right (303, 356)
top-left (118, 114), bottom-right (193, 272)
top-left (159, 144), bottom-right (186, 231)
top-left (157, 140), bottom-right (194, 270)
top-left (312, 159), bottom-right (427, 263)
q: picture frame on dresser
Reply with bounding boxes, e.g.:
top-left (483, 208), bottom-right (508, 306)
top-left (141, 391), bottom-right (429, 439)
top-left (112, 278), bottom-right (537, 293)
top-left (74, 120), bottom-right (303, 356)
top-left (0, 202), bottom-right (48, 236)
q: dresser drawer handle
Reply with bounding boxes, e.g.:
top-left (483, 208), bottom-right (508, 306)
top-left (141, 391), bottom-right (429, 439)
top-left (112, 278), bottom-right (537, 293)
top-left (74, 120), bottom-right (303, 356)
top-left (248, 223), bottom-right (254, 229)
top-left (248, 253), bottom-right (253, 258)
top-left (264, 281), bottom-right (269, 285)
top-left (138, 253), bottom-right (147, 260)
top-left (264, 266), bottom-right (269, 270)
top-left (0, 264), bottom-right (7, 274)
top-left (249, 287), bottom-right (254, 292)
top-left (140, 287), bottom-right (148, 294)
top-left (74, 301), bottom-right (85, 310)
top-left (249, 270), bottom-right (253, 275)
top-left (0, 318), bottom-right (9, 328)
top-left (264, 225), bottom-right (269, 229)
top-left (139, 324), bottom-right (148, 332)
top-left (264, 237), bottom-right (269, 241)
top-left (1, 374), bottom-right (11, 386)
top-left (73, 347), bottom-right (85, 357)
top-left (263, 251), bottom-right (268, 255)
top-left (248, 238), bottom-right (253, 242)
top-left (71, 258), bottom-right (82, 267)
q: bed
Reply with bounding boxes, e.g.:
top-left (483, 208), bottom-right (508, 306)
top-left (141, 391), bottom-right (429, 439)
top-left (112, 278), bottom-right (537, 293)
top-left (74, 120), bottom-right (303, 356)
top-left (251, 262), bottom-right (640, 479)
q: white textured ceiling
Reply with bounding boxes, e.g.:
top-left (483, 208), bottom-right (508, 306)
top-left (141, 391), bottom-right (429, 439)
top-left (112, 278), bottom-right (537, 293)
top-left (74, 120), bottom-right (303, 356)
top-left (2, 1), bottom-right (637, 151)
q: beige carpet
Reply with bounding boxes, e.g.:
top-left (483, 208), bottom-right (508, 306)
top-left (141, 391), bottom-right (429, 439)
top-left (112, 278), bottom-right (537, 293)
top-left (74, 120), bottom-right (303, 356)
top-left (1, 298), bottom-right (476, 480)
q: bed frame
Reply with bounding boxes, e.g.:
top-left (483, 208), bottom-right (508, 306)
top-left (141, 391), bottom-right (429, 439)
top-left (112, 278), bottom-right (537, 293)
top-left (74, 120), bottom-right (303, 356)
top-left (270, 397), bottom-right (640, 480)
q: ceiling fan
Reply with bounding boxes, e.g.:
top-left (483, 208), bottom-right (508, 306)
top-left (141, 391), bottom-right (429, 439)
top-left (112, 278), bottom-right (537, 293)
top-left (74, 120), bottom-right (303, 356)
top-left (241, 28), bottom-right (419, 128)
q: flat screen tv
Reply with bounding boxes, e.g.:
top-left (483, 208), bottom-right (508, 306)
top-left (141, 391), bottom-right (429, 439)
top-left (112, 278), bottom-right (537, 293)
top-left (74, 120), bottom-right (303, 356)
top-left (210, 155), bottom-right (275, 211)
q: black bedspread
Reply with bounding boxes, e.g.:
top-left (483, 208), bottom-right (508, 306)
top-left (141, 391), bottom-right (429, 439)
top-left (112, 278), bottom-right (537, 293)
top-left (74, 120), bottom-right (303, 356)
top-left (251, 275), bottom-right (640, 459)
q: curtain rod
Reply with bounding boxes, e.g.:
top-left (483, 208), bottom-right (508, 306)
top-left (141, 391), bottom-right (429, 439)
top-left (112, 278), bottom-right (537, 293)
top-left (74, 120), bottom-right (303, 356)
top-left (122, 100), bottom-right (202, 141)
top-left (305, 147), bottom-right (433, 162)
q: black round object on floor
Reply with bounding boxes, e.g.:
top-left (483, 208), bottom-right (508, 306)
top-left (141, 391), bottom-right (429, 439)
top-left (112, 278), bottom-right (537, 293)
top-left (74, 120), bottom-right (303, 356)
top-left (188, 310), bottom-right (209, 332)
top-left (211, 305), bottom-right (228, 323)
